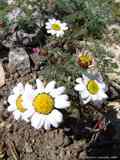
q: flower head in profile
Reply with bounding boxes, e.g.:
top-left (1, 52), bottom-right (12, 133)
top-left (22, 79), bottom-right (70, 130)
top-left (45, 18), bottom-right (68, 37)
top-left (8, 83), bottom-right (32, 121)
top-left (76, 49), bottom-right (95, 69)
top-left (74, 74), bottom-right (108, 107)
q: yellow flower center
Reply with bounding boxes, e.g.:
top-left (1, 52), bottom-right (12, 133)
top-left (32, 93), bottom-right (54, 114)
top-left (52, 23), bottom-right (61, 31)
top-left (87, 80), bottom-right (99, 95)
top-left (16, 96), bottom-right (26, 112)
top-left (78, 54), bottom-right (93, 68)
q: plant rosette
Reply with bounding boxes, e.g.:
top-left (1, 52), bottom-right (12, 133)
top-left (45, 18), bottom-right (68, 37)
top-left (22, 79), bottom-right (70, 130)
top-left (74, 74), bottom-right (108, 107)
top-left (8, 83), bottom-right (32, 121)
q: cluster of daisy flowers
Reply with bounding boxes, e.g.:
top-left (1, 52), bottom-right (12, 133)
top-left (8, 79), bottom-right (70, 130)
top-left (6, 15), bottom-right (109, 129)
top-left (74, 49), bottom-right (108, 107)
top-left (8, 73), bottom-right (108, 130)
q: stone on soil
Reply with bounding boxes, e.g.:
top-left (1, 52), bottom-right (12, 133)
top-left (8, 48), bottom-right (30, 75)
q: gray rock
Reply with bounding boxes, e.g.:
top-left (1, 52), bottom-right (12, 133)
top-left (0, 62), bottom-right (5, 88)
top-left (8, 48), bottom-right (30, 75)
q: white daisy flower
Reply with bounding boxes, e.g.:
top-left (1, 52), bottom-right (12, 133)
top-left (22, 79), bottom-right (70, 130)
top-left (45, 18), bottom-right (68, 37)
top-left (8, 83), bottom-right (32, 121)
top-left (74, 74), bottom-right (108, 107)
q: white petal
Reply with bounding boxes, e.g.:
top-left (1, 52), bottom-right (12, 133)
top-left (90, 84), bottom-right (107, 104)
top-left (25, 83), bottom-right (33, 92)
top-left (8, 95), bottom-right (16, 104)
top-left (95, 79), bottom-right (107, 92)
top-left (57, 31), bottom-right (64, 37)
top-left (94, 91), bottom-right (107, 101)
top-left (22, 94), bottom-right (34, 109)
top-left (51, 30), bottom-right (58, 35)
top-left (44, 120), bottom-right (51, 130)
top-left (80, 91), bottom-right (89, 99)
top-left (23, 97), bottom-right (33, 109)
top-left (17, 83), bottom-right (24, 94)
top-left (101, 93), bottom-right (108, 100)
top-left (22, 84), bottom-right (34, 108)
top-left (91, 95), bottom-right (97, 101)
top-left (56, 32), bottom-right (62, 37)
top-left (45, 24), bottom-right (52, 29)
top-left (74, 84), bottom-right (85, 92)
top-left (50, 109), bottom-right (63, 123)
top-left (22, 108), bottom-right (34, 119)
top-left (45, 81), bottom-right (56, 93)
top-left (56, 20), bottom-right (61, 24)
top-left (100, 82), bottom-right (108, 92)
top-left (76, 78), bottom-right (83, 84)
top-left (50, 87), bottom-right (65, 97)
top-left (13, 110), bottom-right (21, 120)
top-left (82, 74), bottom-right (89, 85)
top-left (55, 95), bottom-right (68, 101)
top-left (37, 116), bottom-right (45, 129)
top-left (47, 30), bottom-right (56, 35)
top-left (31, 113), bottom-right (45, 129)
top-left (13, 86), bottom-right (20, 95)
top-left (45, 22), bottom-right (51, 26)
top-left (31, 114), bottom-right (41, 129)
top-left (55, 99), bottom-right (70, 109)
top-left (47, 116), bottom-right (57, 128)
top-left (49, 18), bottom-right (56, 24)
top-left (13, 83), bottom-right (24, 95)
top-left (36, 79), bottom-right (44, 92)
top-left (61, 23), bottom-right (68, 30)
top-left (24, 84), bottom-right (34, 99)
top-left (8, 105), bottom-right (16, 112)
top-left (48, 110), bottom-right (63, 128)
